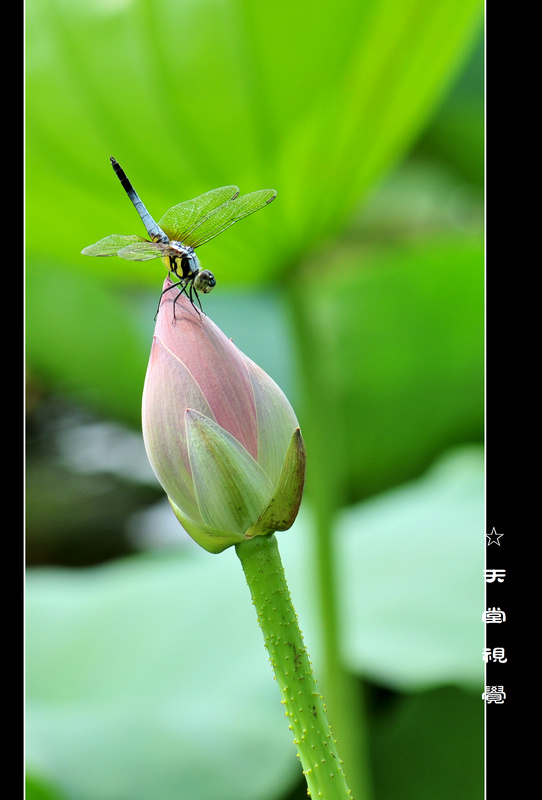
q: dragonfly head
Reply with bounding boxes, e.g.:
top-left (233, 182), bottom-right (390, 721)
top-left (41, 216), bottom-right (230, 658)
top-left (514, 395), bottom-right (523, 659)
top-left (193, 269), bottom-right (216, 294)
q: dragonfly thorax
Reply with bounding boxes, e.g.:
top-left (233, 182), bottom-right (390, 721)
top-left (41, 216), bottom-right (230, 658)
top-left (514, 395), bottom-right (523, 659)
top-left (167, 242), bottom-right (200, 277)
top-left (165, 244), bottom-right (215, 296)
top-left (169, 240), bottom-right (195, 261)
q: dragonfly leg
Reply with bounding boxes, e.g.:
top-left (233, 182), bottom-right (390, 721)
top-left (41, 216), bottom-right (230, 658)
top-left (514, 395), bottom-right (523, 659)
top-left (155, 278), bottom-right (202, 321)
top-left (155, 280), bottom-right (182, 320)
top-left (188, 282), bottom-right (204, 315)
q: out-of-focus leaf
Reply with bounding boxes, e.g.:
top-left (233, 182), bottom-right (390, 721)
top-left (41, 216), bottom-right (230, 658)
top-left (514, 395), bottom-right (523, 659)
top-left (336, 446), bottom-right (484, 690)
top-left (372, 686), bottom-right (483, 800)
top-left (418, 33), bottom-right (484, 187)
top-left (296, 235), bottom-right (484, 499)
top-left (25, 265), bottom-right (149, 426)
top-left (421, 99), bottom-right (484, 186)
top-left (26, 550), bottom-right (300, 800)
top-left (26, 446), bottom-right (482, 799)
top-left (25, 773), bottom-right (67, 800)
top-left (26, 0), bottom-right (482, 287)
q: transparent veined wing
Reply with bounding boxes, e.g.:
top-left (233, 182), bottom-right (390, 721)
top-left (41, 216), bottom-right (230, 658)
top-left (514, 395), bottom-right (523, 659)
top-left (181, 189), bottom-right (277, 249)
top-left (116, 241), bottom-right (168, 261)
top-left (158, 186), bottom-right (240, 242)
top-left (81, 234), bottom-right (146, 257)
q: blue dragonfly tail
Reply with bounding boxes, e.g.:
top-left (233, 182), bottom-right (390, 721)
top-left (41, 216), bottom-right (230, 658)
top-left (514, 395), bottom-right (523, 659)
top-left (110, 157), bottom-right (169, 244)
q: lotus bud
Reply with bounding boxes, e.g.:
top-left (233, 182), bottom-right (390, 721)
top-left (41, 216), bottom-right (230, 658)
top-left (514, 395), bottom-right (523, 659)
top-left (142, 279), bottom-right (306, 553)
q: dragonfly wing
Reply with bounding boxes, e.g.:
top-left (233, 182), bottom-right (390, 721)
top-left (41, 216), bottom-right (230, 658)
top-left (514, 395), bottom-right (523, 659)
top-left (81, 234), bottom-right (146, 257)
top-left (182, 189), bottom-right (277, 249)
top-left (158, 185), bottom-right (239, 242)
top-left (117, 241), bottom-right (166, 261)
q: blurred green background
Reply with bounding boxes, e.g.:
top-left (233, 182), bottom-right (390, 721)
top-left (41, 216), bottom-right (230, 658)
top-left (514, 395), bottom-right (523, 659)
top-left (25, 1), bottom-right (484, 799)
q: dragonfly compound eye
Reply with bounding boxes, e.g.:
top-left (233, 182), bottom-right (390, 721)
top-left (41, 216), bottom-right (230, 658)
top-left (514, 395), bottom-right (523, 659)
top-left (194, 269), bottom-right (216, 294)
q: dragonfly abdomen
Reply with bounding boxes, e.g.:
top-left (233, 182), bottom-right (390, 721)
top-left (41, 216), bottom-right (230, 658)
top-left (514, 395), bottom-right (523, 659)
top-left (110, 156), bottom-right (169, 245)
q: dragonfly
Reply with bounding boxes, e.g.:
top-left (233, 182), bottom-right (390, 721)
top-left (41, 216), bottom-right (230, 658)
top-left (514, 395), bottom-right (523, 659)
top-left (82, 157), bottom-right (277, 312)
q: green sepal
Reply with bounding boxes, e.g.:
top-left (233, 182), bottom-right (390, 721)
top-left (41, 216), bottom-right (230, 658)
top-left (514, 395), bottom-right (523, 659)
top-left (168, 498), bottom-right (246, 554)
top-left (170, 427), bottom-right (305, 552)
top-left (186, 410), bottom-right (274, 534)
top-left (247, 428), bottom-right (306, 538)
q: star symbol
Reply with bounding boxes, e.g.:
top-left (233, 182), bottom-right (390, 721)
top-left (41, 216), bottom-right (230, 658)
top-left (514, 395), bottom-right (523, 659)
top-left (486, 527), bottom-right (504, 546)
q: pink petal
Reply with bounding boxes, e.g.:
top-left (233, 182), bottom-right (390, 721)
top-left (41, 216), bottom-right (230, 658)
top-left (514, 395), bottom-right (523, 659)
top-left (154, 284), bottom-right (259, 459)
